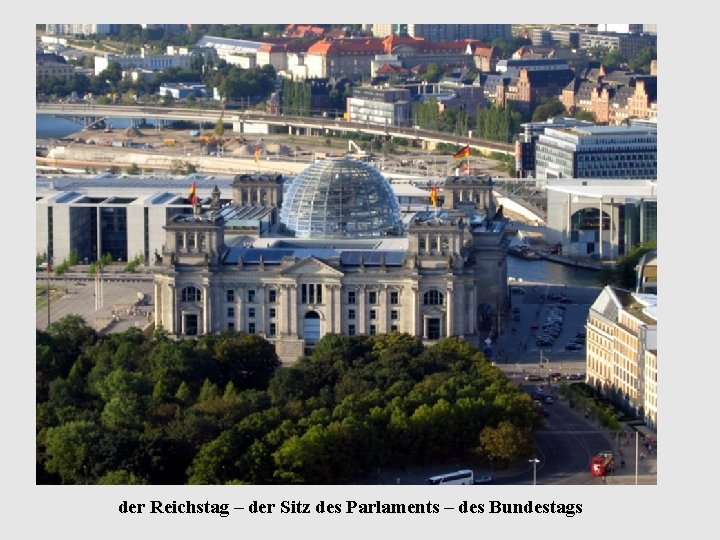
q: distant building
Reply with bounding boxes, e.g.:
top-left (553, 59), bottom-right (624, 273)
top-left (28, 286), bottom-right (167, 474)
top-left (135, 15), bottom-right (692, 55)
top-left (531, 28), bottom-right (580, 49)
top-left (480, 62), bottom-right (575, 114)
top-left (347, 86), bottom-right (412, 127)
top-left (45, 24), bottom-right (116, 36)
top-left (515, 117), bottom-right (595, 178)
top-left (36, 52), bottom-right (75, 82)
top-left (544, 179), bottom-right (657, 259)
top-left (586, 284), bottom-right (657, 430)
top-left (596, 24), bottom-right (644, 34)
top-left (94, 49), bottom-right (197, 76)
top-left (534, 125), bottom-right (657, 180)
top-left (158, 83), bottom-right (208, 100)
top-left (401, 24), bottom-right (511, 42)
top-left (579, 32), bottom-right (656, 61)
top-left (561, 65), bottom-right (657, 125)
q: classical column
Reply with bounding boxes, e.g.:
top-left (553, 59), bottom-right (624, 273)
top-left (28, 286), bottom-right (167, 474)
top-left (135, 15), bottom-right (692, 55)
top-left (333, 284), bottom-right (342, 333)
top-left (258, 284), bottom-right (266, 335)
top-left (280, 284), bottom-right (290, 336)
top-left (237, 284), bottom-right (245, 332)
top-left (358, 285), bottom-right (366, 335)
top-left (380, 285), bottom-right (389, 333)
top-left (154, 281), bottom-right (161, 327)
top-left (412, 286), bottom-right (420, 337)
top-left (289, 284), bottom-right (298, 336)
top-left (202, 284), bottom-right (209, 334)
top-left (169, 283), bottom-right (177, 335)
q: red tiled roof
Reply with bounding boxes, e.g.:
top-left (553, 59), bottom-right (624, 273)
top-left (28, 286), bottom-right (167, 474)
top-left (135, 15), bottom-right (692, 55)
top-left (474, 46), bottom-right (497, 59)
top-left (307, 38), bottom-right (385, 55)
top-left (285, 24), bottom-right (326, 38)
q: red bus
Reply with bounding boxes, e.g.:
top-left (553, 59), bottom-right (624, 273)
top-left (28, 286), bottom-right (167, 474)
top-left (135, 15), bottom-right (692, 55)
top-left (590, 452), bottom-right (614, 477)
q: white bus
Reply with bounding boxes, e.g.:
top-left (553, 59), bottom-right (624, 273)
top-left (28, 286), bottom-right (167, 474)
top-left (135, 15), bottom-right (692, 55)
top-left (426, 469), bottom-right (474, 485)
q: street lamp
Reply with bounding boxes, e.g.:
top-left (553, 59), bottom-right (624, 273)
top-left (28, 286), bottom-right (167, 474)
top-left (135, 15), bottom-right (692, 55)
top-left (529, 458), bottom-right (540, 485)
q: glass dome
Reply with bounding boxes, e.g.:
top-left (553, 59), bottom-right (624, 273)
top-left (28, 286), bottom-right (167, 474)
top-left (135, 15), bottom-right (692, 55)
top-left (280, 157), bottom-right (403, 238)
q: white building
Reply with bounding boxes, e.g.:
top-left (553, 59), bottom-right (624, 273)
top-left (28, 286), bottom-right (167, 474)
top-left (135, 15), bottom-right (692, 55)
top-left (544, 179), bottom-right (657, 260)
top-left (586, 285), bottom-right (657, 430)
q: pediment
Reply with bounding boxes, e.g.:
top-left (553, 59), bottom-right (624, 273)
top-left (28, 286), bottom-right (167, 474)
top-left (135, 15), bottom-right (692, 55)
top-left (281, 256), bottom-right (344, 278)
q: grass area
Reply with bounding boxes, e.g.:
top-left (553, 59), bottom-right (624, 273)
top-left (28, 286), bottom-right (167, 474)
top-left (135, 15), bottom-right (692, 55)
top-left (36, 284), bottom-right (66, 311)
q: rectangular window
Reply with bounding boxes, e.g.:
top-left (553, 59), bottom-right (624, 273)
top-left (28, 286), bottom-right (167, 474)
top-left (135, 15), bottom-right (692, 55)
top-left (227, 307), bottom-right (235, 319)
top-left (301, 284), bottom-right (307, 304)
top-left (269, 323), bottom-right (276, 336)
top-left (248, 308), bottom-right (255, 318)
top-left (248, 322), bottom-right (256, 334)
top-left (391, 310), bottom-right (399, 320)
top-left (248, 289), bottom-right (255, 303)
top-left (228, 322), bottom-right (235, 330)
top-left (348, 309), bottom-right (356, 320)
top-left (390, 324), bottom-right (398, 332)
top-left (348, 291), bottom-right (356, 304)
top-left (269, 308), bottom-right (276, 318)
top-left (369, 325), bottom-right (377, 336)
top-left (348, 324), bottom-right (356, 336)
top-left (226, 289), bottom-right (235, 302)
top-left (316, 284), bottom-right (322, 304)
top-left (390, 291), bottom-right (399, 305)
top-left (369, 309), bottom-right (377, 320)
top-left (268, 289), bottom-right (277, 303)
top-left (368, 291), bottom-right (377, 305)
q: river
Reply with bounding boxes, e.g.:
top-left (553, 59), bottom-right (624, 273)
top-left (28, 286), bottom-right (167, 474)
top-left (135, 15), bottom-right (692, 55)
top-left (36, 114), bottom-right (147, 139)
top-left (507, 256), bottom-right (601, 287)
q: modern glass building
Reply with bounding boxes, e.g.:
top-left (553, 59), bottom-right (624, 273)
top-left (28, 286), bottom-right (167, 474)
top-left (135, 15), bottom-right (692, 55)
top-left (535, 125), bottom-right (657, 180)
top-left (280, 157), bottom-right (403, 239)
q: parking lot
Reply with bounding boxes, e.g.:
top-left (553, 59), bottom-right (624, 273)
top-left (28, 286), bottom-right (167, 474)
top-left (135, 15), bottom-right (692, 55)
top-left (492, 282), bottom-right (602, 379)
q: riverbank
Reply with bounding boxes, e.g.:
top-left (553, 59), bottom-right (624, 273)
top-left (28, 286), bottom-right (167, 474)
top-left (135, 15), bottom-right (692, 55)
top-left (537, 252), bottom-right (604, 271)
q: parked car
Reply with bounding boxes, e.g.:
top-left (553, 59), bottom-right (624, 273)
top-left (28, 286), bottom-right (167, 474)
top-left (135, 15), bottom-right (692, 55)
top-left (525, 374), bottom-right (544, 382)
top-left (511, 286), bottom-right (526, 294)
top-left (565, 343), bottom-right (583, 351)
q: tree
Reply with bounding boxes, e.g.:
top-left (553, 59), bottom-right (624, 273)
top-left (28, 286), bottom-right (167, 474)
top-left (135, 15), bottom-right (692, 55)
top-left (211, 333), bottom-right (281, 389)
top-left (532, 98), bottom-right (567, 122)
top-left (125, 163), bottom-right (140, 175)
top-left (476, 420), bottom-right (534, 467)
top-left (43, 420), bottom-right (102, 483)
top-left (575, 110), bottom-right (596, 122)
top-left (629, 46), bottom-right (656, 74)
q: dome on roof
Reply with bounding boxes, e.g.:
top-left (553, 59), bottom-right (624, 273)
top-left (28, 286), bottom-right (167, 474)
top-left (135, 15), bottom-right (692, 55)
top-left (280, 157), bottom-right (402, 239)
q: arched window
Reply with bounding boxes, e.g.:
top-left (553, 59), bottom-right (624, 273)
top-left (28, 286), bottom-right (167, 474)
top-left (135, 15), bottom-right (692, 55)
top-left (423, 290), bottom-right (444, 305)
top-left (181, 286), bottom-right (202, 302)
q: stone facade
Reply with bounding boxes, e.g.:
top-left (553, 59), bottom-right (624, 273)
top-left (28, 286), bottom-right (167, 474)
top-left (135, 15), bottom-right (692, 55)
top-left (152, 172), bottom-right (508, 364)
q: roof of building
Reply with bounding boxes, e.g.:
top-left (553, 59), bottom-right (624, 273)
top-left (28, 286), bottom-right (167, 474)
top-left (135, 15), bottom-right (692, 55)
top-left (545, 180), bottom-right (657, 200)
top-left (591, 285), bottom-right (657, 325)
top-left (279, 157), bottom-right (402, 239)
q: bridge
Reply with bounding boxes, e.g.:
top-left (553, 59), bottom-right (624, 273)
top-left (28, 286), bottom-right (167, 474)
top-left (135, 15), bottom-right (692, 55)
top-left (36, 103), bottom-right (514, 156)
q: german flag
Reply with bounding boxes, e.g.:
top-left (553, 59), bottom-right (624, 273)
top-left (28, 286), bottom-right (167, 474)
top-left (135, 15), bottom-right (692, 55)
top-left (188, 181), bottom-right (197, 205)
top-left (430, 185), bottom-right (439, 207)
top-left (452, 145), bottom-right (471, 159)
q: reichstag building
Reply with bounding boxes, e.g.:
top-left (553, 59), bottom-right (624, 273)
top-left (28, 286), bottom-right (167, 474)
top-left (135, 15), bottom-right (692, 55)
top-left (153, 157), bottom-right (509, 363)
